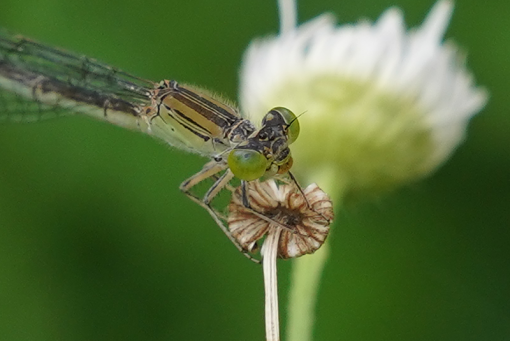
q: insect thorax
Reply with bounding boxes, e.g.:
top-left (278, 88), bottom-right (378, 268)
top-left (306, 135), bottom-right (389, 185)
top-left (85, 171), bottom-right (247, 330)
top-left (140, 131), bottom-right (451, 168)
top-left (227, 119), bottom-right (256, 144)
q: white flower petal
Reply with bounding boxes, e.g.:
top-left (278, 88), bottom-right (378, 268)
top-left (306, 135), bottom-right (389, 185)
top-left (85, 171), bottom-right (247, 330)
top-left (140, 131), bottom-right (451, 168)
top-left (239, 1), bottom-right (487, 194)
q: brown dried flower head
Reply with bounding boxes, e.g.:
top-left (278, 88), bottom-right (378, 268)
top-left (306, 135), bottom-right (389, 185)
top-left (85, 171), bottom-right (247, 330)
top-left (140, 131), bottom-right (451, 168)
top-left (228, 180), bottom-right (334, 259)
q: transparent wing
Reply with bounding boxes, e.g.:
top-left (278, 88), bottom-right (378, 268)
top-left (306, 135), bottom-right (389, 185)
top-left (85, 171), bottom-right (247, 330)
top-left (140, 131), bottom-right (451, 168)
top-left (0, 29), bottom-right (155, 124)
top-left (0, 85), bottom-right (69, 122)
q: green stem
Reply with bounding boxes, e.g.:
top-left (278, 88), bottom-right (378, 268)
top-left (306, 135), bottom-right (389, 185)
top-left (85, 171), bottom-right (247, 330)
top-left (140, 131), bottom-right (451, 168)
top-left (286, 241), bottom-right (330, 341)
top-left (286, 170), bottom-right (344, 341)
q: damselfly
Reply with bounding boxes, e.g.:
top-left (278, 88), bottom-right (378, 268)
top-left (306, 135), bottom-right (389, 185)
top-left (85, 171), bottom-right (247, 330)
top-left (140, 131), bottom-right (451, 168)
top-left (0, 30), bottom-right (302, 261)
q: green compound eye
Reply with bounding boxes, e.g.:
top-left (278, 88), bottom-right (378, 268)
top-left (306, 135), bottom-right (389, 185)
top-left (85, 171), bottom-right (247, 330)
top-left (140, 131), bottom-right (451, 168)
top-left (271, 107), bottom-right (300, 145)
top-left (228, 149), bottom-right (267, 181)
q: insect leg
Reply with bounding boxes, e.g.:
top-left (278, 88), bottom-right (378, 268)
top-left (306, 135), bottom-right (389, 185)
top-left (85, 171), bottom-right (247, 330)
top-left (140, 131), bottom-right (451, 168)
top-left (180, 161), bottom-right (261, 263)
top-left (287, 171), bottom-right (329, 222)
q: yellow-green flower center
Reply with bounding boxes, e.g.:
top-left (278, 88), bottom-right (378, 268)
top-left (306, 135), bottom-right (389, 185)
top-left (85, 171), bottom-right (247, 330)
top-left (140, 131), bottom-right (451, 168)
top-left (260, 75), bottom-right (435, 195)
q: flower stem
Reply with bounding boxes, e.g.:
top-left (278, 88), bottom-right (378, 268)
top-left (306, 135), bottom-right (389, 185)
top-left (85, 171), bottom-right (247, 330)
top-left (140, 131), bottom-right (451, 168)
top-left (286, 171), bottom-right (341, 341)
top-left (286, 241), bottom-right (330, 341)
top-left (263, 227), bottom-right (283, 341)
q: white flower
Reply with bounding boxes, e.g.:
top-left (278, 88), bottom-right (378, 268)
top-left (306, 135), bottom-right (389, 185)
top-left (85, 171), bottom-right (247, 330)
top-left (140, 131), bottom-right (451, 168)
top-left (239, 1), bottom-right (488, 196)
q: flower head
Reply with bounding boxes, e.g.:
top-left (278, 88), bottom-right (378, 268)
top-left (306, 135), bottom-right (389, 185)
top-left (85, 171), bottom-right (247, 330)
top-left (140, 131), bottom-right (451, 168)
top-left (227, 180), bottom-right (333, 259)
top-left (239, 1), bottom-right (488, 197)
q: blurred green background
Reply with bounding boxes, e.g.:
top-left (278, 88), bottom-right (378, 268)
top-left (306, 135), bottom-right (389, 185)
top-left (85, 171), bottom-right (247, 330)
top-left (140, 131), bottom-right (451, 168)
top-left (0, 0), bottom-right (508, 340)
